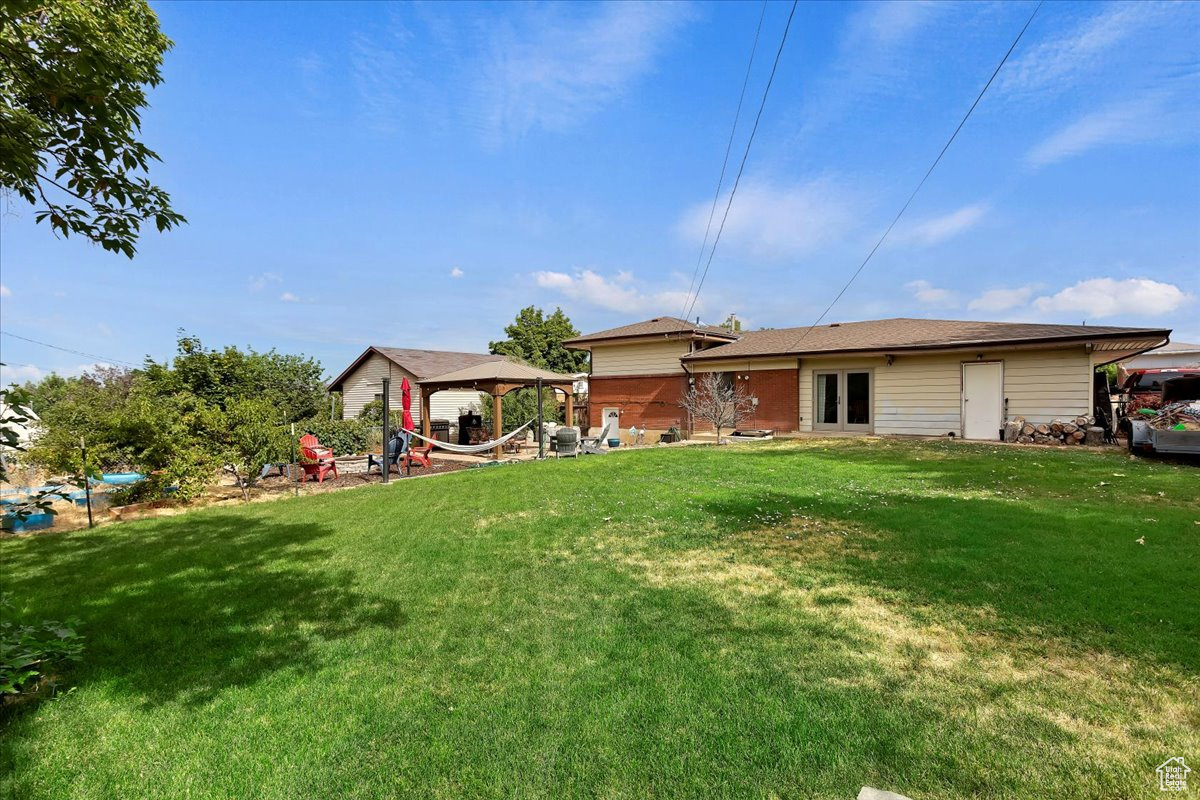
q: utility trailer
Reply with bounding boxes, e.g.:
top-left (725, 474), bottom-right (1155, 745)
top-left (1128, 417), bottom-right (1200, 455)
top-left (1117, 371), bottom-right (1200, 457)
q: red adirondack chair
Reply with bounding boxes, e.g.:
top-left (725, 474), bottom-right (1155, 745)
top-left (403, 441), bottom-right (433, 471)
top-left (298, 434), bottom-right (338, 483)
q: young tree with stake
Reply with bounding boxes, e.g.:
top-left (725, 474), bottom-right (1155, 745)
top-left (680, 372), bottom-right (756, 443)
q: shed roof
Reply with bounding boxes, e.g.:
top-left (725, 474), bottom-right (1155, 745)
top-left (328, 347), bottom-right (504, 390)
top-left (682, 318), bottom-right (1171, 360)
top-left (563, 316), bottom-right (738, 347)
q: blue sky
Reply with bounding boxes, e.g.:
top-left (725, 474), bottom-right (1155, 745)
top-left (1, 0), bottom-right (1197, 384)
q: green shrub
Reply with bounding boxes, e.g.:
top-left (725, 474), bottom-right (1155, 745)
top-left (0, 596), bottom-right (84, 698)
top-left (295, 418), bottom-right (375, 456)
top-left (357, 399), bottom-right (383, 423)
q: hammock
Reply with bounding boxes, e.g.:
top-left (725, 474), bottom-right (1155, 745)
top-left (402, 418), bottom-right (536, 455)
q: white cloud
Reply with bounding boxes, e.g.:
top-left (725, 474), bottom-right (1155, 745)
top-left (846, 0), bottom-right (939, 50)
top-left (0, 363), bottom-right (45, 386)
top-left (898, 204), bottom-right (987, 246)
top-left (676, 178), bottom-right (857, 260)
top-left (250, 272), bottom-right (282, 292)
top-left (1032, 278), bottom-right (1191, 318)
top-left (534, 269), bottom-right (700, 314)
top-left (0, 284), bottom-right (11, 297)
top-left (905, 280), bottom-right (959, 308)
top-left (1025, 93), bottom-right (1192, 168)
top-left (0, 362), bottom-right (114, 387)
top-left (999, 3), bottom-right (1161, 97)
top-left (355, 3), bottom-right (691, 143)
top-left (450, 267), bottom-right (464, 279)
top-left (280, 292), bottom-right (301, 303)
top-left (968, 286), bottom-right (1034, 313)
top-left (473, 3), bottom-right (691, 142)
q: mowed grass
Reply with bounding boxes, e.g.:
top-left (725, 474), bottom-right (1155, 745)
top-left (1, 439), bottom-right (1197, 799)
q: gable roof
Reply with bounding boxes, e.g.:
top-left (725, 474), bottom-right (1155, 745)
top-left (328, 347), bottom-right (504, 390)
top-left (564, 316), bottom-right (739, 347)
top-left (682, 318), bottom-right (1170, 361)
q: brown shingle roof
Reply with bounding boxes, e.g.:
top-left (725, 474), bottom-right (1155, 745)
top-left (328, 347), bottom-right (504, 389)
top-left (682, 318), bottom-right (1170, 360)
top-left (563, 316), bottom-right (739, 346)
top-left (421, 358), bottom-right (575, 387)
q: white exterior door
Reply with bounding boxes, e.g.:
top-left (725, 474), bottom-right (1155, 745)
top-left (962, 362), bottom-right (1003, 440)
top-left (602, 407), bottom-right (620, 436)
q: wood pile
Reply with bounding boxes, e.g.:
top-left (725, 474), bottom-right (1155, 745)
top-left (1003, 416), bottom-right (1105, 446)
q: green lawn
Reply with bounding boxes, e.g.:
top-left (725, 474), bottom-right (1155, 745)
top-left (2, 439), bottom-right (1197, 799)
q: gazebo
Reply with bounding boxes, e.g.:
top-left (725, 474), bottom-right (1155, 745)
top-left (418, 359), bottom-right (577, 459)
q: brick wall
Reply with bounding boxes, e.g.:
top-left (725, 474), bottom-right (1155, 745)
top-left (588, 375), bottom-right (689, 430)
top-left (588, 368), bottom-right (799, 433)
top-left (735, 368), bottom-right (799, 432)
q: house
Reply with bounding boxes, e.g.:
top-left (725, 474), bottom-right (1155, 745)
top-left (328, 347), bottom-right (505, 423)
top-left (1121, 340), bottom-right (1200, 370)
top-left (565, 316), bottom-right (1171, 441)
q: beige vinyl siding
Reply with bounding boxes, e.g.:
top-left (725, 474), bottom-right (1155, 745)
top-left (798, 367), bottom-right (813, 432)
top-left (1003, 347), bottom-right (1091, 421)
top-left (794, 346), bottom-right (1092, 436)
top-left (341, 353), bottom-right (407, 419)
top-left (875, 355), bottom-right (963, 436)
top-left (690, 357), bottom-right (796, 373)
top-left (426, 390), bottom-right (483, 422)
top-left (342, 354), bottom-right (485, 424)
top-left (591, 340), bottom-right (690, 376)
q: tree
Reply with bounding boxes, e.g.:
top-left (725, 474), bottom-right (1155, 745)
top-left (680, 372), bottom-right (756, 443)
top-left (219, 398), bottom-right (288, 501)
top-left (488, 306), bottom-right (589, 374)
top-left (487, 306), bottom-right (587, 432)
top-left (479, 388), bottom-right (560, 434)
top-left (0, 0), bottom-right (184, 257)
top-left (146, 331), bottom-right (327, 424)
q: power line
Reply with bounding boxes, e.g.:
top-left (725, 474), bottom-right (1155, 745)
top-left (677, 0), bottom-right (769, 323)
top-left (0, 330), bottom-right (140, 368)
top-left (682, 0), bottom-right (799, 325)
top-left (789, 1), bottom-right (1043, 352)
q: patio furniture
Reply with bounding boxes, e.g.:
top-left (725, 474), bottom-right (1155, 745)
top-left (299, 434), bottom-right (338, 483)
top-left (553, 427), bottom-right (579, 458)
top-left (402, 441), bottom-right (433, 472)
top-left (368, 432), bottom-right (410, 475)
top-left (580, 422), bottom-right (613, 455)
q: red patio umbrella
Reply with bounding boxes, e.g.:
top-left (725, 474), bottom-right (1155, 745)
top-left (400, 377), bottom-right (415, 431)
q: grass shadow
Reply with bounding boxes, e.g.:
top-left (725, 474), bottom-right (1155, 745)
top-left (1, 507), bottom-right (406, 715)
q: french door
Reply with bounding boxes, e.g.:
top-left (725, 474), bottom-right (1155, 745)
top-left (813, 370), bottom-right (872, 432)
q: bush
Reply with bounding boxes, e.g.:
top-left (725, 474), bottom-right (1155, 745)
top-left (358, 399), bottom-right (383, 423)
top-left (0, 596), bottom-right (84, 698)
top-left (295, 418), bottom-right (375, 456)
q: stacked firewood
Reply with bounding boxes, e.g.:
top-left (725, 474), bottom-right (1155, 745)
top-left (1004, 416), bottom-right (1105, 446)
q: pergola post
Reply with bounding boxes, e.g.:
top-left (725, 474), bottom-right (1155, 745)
top-left (565, 391), bottom-right (574, 431)
top-left (492, 392), bottom-right (503, 460)
top-left (421, 387), bottom-right (431, 439)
